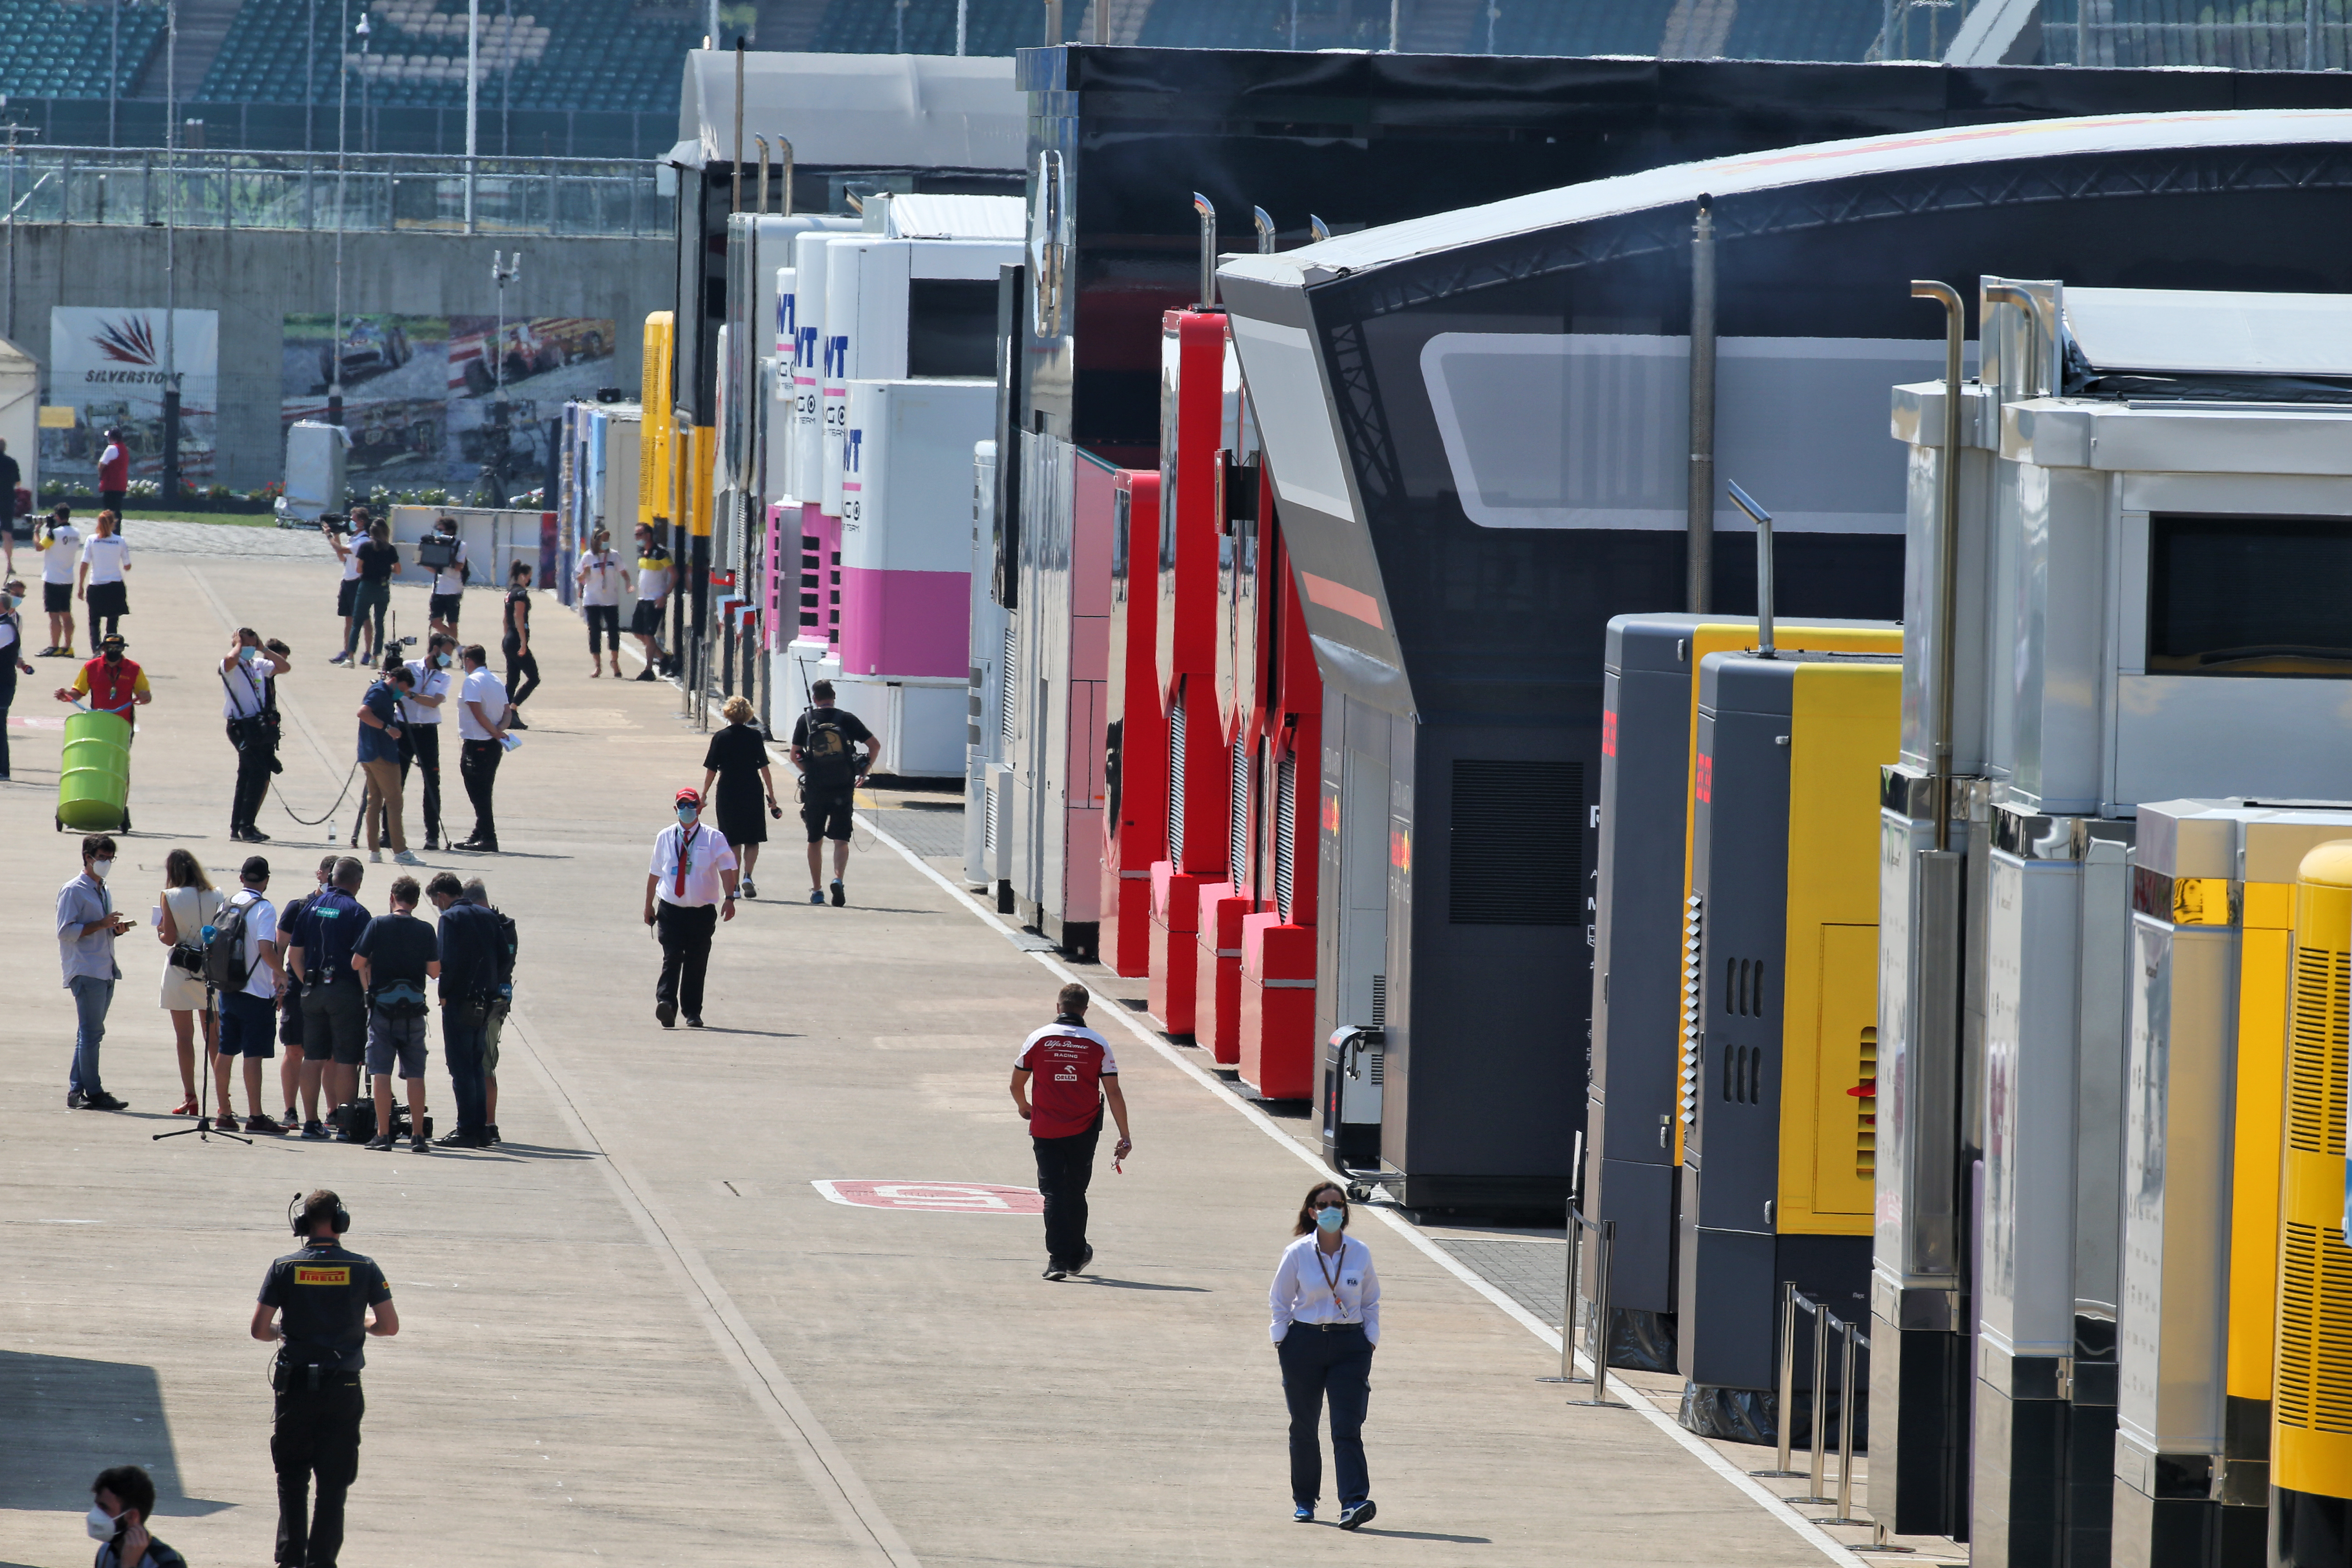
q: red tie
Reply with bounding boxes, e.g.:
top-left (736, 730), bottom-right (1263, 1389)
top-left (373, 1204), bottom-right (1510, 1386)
top-left (673, 829), bottom-right (689, 899)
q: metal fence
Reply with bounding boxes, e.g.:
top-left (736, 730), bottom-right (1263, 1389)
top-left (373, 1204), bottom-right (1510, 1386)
top-left (0, 145), bottom-right (669, 238)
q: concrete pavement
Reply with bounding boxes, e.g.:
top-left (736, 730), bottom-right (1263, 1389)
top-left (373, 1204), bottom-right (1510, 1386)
top-left (0, 548), bottom-right (1867, 1566)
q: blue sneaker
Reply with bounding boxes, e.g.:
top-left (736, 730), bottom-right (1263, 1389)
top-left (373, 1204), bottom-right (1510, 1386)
top-left (1292, 1505), bottom-right (1313, 1524)
top-left (808, 887), bottom-right (825, 905)
top-left (1338, 1500), bottom-right (1377, 1531)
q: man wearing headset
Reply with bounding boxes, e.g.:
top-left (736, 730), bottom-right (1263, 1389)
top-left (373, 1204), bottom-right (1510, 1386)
top-left (251, 1188), bottom-right (397, 1568)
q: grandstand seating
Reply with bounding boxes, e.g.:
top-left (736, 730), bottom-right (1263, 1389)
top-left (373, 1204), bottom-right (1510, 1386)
top-left (197, 0), bottom-right (696, 112)
top-left (0, 0), bottom-right (167, 103)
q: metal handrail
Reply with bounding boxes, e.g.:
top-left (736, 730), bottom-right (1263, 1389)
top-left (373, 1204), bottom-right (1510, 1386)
top-left (0, 144), bottom-right (663, 238)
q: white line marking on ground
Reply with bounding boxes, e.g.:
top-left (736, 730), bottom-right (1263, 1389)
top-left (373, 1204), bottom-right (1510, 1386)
top-left (502, 1002), bottom-right (923, 1568)
top-left (858, 811), bottom-right (1867, 1568)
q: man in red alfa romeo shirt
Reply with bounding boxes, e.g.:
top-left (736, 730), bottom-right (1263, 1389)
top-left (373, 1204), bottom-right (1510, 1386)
top-left (1010, 982), bottom-right (1134, 1281)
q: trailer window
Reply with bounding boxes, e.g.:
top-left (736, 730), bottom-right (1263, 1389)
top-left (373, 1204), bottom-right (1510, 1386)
top-left (2148, 513), bottom-right (2352, 676)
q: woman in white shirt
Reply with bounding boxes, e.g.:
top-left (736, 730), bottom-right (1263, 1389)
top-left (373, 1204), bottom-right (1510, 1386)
top-left (156, 848), bottom-right (225, 1116)
top-left (575, 526), bottom-right (625, 679)
top-left (1270, 1181), bottom-right (1382, 1530)
top-left (77, 509), bottom-right (131, 642)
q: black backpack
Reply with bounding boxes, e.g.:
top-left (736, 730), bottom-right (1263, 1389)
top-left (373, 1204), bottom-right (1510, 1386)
top-left (800, 708), bottom-right (861, 790)
top-left (489, 906), bottom-right (518, 995)
top-left (204, 894), bottom-right (258, 991)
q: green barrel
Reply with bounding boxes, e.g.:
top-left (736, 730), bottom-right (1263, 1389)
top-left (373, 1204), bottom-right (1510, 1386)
top-left (57, 709), bottom-right (132, 832)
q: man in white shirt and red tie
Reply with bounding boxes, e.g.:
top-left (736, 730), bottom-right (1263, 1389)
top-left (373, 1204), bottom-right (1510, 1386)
top-left (643, 787), bottom-right (737, 1029)
top-left (1010, 983), bottom-right (1134, 1281)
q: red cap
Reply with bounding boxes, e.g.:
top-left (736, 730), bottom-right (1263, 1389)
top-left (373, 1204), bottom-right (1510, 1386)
top-left (675, 787), bottom-right (701, 806)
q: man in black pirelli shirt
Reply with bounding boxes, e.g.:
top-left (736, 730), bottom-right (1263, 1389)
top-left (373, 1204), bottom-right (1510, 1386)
top-left (251, 1189), bottom-right (398, 1568)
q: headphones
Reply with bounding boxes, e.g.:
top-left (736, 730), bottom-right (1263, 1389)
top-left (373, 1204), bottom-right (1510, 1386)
top-left (288, 1191), bottom-right (351, 1237)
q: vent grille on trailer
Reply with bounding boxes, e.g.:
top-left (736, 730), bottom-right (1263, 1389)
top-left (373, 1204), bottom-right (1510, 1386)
top-left (1446, 760), bottom-right (1583, 925)
top-left (2290, 945), bottom-right (2351, 1155)
top-left (1857, 1026), bottom-right (1877, 1176)
top-left (1371, 972), bottom-right (1386, 1028)
top-left (984, 788), bottom-right (998, 853)
top-left (1230, 740), bottom-right (1252, 891)
top-left (2277, 1221), bottom-right (2352, 1434)
top-left (999, 627), bottom-right (1018, 750)
top-left (799, 533), bottom-right (821, 629)
top-left (1274, 753), bottom-right (1296, 921)
top-left (1680, 894), bottom-right (1703, 1131)
top-left (1169, 683), bottom-right (1187, 866)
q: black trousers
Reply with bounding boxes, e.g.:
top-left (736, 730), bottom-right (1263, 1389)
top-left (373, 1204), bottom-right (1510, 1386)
top-left (398, 724), bottom-right (441, 844)
top-left (0, 666), bottom-right (14, 776)
top-left (459, 737), bottom-right (501, 848)
top-left (1032, 1114), bottom-right (1102, 1270)
top-left (503, 639), bottom-right (541, 708)
top-left (655, 901), bottom-right (717, 1019)
top-left (273, 1371), bottom-right (363, 1568)
top-left (585, 603), bottom-right (619, 652)
top-left (229, 719), bottom-right (275, 833)
top-left (1278, 1325), bottom-right (1373, 1509)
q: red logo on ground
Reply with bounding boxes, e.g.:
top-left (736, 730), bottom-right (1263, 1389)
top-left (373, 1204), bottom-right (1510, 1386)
top-left (811, 1180), bottom-right (1044, 1215)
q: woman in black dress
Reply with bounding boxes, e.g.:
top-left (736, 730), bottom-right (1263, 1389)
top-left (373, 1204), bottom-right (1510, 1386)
top-left (500, 558), bottom-right (541, 727)
top-left (702, 695), bottom-right (780, 898)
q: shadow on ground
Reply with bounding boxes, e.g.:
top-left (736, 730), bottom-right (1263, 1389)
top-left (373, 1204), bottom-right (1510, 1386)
top-left (0, 1349), bottom-right (233, 1517)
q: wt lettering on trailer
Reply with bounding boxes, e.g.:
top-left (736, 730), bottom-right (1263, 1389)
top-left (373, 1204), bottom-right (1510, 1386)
top-left (811, 1180), bottom-right (1045, 1215)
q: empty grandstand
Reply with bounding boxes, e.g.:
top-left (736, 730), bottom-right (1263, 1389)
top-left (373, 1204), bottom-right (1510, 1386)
top-left (1, 0), bottom-right (2348, 156)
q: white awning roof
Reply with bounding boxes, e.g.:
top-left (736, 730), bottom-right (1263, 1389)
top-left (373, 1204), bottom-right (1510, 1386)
top-left (867, 191), bottom-right (1025, 239)
top-left (670, 50), bottom-right (1025, 173)
top-left (2064, 286), bottom-right (2352, 377)
top-left (1220, 109), bottom-right (2352, 292)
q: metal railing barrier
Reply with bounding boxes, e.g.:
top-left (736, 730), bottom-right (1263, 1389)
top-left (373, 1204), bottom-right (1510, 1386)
top-left (1548, 1203), bottom-right (1627, 1409)
top-left (1782, 1295), bottom-right (1835, 1505)
top-left (1751, 1279), bottom-right (1810, 1479)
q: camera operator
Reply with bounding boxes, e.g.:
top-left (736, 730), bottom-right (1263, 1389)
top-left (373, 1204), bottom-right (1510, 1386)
top-left (35, 503), bottom-right (79, 657)
top-left (421, 516), bottom-right (468, 639)
top-left (251, 1189), bottom-right (397, 1568)
top-left (224, 627), bottom-right (291, 843)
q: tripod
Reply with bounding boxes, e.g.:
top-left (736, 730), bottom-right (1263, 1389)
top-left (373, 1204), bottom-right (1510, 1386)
top-left (154, 980), bottom-right (250, 1145)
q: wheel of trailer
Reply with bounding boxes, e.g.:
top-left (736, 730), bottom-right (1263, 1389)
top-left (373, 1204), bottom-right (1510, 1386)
top-left (1346, 1183), bottom-right (1370, 1203)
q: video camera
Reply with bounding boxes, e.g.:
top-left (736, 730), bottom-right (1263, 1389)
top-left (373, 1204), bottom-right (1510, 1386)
top-left (415, 531), bottom-right (459, 571)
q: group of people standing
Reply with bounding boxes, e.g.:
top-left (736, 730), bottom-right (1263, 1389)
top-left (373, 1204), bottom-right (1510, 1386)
top-left (61, 835), bottom-right (516, 1152)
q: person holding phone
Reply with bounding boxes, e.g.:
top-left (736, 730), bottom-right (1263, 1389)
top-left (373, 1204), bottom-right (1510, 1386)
top-left (58, 832), bottom-right (136, 1111)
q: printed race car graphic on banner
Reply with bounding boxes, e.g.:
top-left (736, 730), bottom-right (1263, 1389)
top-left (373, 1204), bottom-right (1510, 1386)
top-left (44, 306), bottom-right (220, 485)
top-left (281, 313), bottom-right (614, 497)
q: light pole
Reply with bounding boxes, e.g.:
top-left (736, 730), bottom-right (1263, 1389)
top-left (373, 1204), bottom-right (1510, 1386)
top-left (162, 0), bottom-right (179, 505)
top-left (329, 2), bottom-right (353, 427)
top-left (487, 250), bottom-right (520, 503)
top-left (304, 0), bottom-right (316, 152)
top-left (464, 0), bottom-right (477, 230)
top-left (108, 0), bottom-right (118, 148)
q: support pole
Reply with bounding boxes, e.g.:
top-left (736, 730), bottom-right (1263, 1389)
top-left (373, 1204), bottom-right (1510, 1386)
top-left (730, 39), bottom-right (745, 217)
top-left (1193, 192), bottom-right (1215, 309)
top-left (1751, 1281), bottom-right (1808, 1478)
top-left (1686, 195), bottom-right (1715, 613)
top-left (162, 0), bottom-right (180, 506)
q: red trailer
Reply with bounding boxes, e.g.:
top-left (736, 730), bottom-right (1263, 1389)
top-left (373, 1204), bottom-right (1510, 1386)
top-left (1099, 469), bottom-right (1163, 978)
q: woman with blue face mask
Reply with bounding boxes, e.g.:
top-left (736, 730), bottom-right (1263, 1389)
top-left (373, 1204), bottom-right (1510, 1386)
top-left (0, 576), bottom-right (30, 779)
top-left (1269, 1181), bottom-right (1383, 1529)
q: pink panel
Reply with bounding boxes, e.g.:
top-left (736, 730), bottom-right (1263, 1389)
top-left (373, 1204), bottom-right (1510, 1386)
top-left (837, 567), bottom-right (971, 679)
top-left (799, 502), bottom-right (840, 647)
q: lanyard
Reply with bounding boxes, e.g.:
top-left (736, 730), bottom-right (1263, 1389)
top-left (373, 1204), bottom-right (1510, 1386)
top-left (1313, 1238), bottom-right (1348, 1319)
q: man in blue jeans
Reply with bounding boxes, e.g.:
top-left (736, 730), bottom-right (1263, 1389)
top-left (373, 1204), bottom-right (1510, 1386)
top-left (56, 832), bottom-right (134, 1110)
top-left (425, 871), bottom-right (498, 1148)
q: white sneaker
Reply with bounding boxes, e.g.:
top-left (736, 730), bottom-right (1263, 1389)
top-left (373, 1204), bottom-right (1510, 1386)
top-left (393, 849), bottom-right (422, 866)
top-left (368, 850), bottom-right (384, 863)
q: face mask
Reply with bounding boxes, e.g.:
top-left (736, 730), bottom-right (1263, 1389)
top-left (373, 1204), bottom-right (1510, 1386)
top-left (676, 807), bottom-right (698, 826)
top-left (434, 653), bottom-right (451, 668)
top-left (91, 859), bottom-right (114, 880)
top-left (1314, 1205), bottom-right (1345, 1234)
top-left (86, 1505), bottom-right (117, 1541)
top-left (240, 645), bottom-right (260, 663)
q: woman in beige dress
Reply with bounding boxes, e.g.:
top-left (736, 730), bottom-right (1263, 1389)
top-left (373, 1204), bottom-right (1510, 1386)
top-left (157, 848), bottom-right (224, 1116)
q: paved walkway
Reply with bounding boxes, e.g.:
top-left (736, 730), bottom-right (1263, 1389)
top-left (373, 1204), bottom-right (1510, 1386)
top-left (0, 554), bottom-right (1890, 1567)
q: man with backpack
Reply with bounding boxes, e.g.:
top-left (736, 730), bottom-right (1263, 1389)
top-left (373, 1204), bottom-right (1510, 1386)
top-left (207, 857), bottom-right (289, 1134)
top-left (789, 679), bottom-right (881, 907)
top-left (352, 875), bottom-right (439, 1153)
